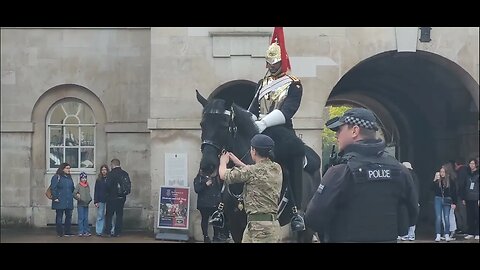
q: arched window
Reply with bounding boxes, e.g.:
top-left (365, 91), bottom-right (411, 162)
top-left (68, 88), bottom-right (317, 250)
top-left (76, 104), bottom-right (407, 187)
top-left (47, 100), bottom-right (95, 171)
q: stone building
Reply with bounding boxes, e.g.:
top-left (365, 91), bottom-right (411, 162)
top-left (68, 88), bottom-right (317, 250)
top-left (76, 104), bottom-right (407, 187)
top-left (1, 27), bottom-right (478, 240)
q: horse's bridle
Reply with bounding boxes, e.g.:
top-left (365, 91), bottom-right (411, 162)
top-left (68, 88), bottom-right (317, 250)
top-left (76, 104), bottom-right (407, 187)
top-left (200, 105), bottom-right (247, 206)
top-left (201, 107), bottom-right (237, 155)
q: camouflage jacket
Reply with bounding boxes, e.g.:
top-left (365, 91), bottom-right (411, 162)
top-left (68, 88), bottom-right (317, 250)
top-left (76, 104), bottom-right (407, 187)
top-left (224, 159), bottom-right (282, 215)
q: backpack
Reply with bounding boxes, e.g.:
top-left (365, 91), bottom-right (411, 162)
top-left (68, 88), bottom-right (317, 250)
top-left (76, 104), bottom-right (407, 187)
top-left (116, 172), bottom-right (131, 197)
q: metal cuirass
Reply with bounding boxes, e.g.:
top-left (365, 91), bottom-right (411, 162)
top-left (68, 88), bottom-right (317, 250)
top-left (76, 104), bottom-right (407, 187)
top-left (259, 77), bottom-right (292, 115)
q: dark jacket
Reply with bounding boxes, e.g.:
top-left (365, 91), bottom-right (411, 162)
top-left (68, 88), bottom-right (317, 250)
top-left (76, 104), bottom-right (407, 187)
top-left (106, 167), bottom-right (129, 200)
top-left (462, 169), bottom-right (479, 201)
top-left (455, 165), bottom-right (469, 199)
top-left (194, 174), bottom-right (222, 209)
top-left (432, 178), bottom-right (457, 203)
top-left (305, 139), bottom-right (419, 242)
top-left (409, 169), bottom-right (420, 202)
top-left (94, 176), bottom-right (108, 204)
top-left (398, 168), bottom-right (421, 236)
top-left (51, 174), bottom-right (75, 210)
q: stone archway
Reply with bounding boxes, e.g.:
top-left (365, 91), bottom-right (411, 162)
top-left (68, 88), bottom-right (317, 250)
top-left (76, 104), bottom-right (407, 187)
top-left (30, 84), bottom-right (107, 226)
top-left (327, 50), bottom-right (479, 234)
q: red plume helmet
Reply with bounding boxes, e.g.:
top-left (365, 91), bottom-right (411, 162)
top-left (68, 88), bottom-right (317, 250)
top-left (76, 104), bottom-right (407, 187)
top-left (265, 27), bottom-right (291, 74)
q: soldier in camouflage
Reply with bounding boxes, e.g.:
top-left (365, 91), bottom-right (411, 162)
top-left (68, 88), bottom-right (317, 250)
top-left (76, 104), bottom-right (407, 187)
top-left (219, 134), bottom-right (283, 243)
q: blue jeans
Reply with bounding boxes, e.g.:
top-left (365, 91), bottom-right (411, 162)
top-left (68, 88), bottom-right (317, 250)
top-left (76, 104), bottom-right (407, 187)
top-left (77, 206), bottom-right (90, 234)
top-left (434, 196), bottom-right (451, 235)
top-left (96, 203), bottom-right (115, 235)
top-left (96, 202), bottom-right (106, 235)
top-left (55, 209), bottom-right (73, 236)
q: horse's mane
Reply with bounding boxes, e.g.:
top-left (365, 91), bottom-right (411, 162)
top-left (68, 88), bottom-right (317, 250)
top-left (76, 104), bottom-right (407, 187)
top-left (231, 104), bottom-right (258, 139)
top-left (202, 98), bottom-right (227, 115)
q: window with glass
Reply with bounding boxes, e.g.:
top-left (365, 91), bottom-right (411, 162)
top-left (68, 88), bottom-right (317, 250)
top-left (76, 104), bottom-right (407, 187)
top-left (47, 100), bottom-right (95, 171)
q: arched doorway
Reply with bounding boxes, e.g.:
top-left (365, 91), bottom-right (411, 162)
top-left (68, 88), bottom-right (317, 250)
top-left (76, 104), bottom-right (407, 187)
top-left (327, 50), bottom-right (479, 235)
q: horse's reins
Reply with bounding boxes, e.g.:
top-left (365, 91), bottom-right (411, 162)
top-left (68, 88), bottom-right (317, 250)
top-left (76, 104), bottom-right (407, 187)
top-left (247, 69), bottom-right (269, 112)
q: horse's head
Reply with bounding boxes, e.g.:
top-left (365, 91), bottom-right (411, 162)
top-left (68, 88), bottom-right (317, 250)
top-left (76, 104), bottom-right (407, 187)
top-left (196, 90), bottom-right (235, 176)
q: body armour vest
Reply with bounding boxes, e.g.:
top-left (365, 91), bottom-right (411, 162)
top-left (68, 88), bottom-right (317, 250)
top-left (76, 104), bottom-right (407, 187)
top-left (330, 151), bottom-right (407, 242)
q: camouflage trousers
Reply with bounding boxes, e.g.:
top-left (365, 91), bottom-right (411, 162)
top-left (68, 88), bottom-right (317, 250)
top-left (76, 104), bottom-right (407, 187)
top-left (241, 220), bottom-right (280, 243)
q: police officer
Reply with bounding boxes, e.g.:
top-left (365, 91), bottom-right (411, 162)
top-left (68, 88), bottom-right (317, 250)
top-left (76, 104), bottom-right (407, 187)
top-left (305, 108), bottom-right (419, 242)
top-left (219, 134), bottom-right (282, 243)
top-left (248, 27), bottom-right (305, 228)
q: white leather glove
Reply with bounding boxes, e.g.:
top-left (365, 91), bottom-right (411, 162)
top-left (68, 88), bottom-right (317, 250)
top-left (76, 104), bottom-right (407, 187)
top-left (254, 109), bottom-right (286, 133)
top-left (255, 120), bottom-right (268, 133)
top-left (250, 113), bottom-right (258, 122)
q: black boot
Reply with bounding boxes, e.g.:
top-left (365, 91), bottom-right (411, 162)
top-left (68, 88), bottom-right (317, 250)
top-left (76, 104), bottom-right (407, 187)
top-left (203, 236), bottom-right (211, 243)
top-left (290, 156), bottom-right (304, 205)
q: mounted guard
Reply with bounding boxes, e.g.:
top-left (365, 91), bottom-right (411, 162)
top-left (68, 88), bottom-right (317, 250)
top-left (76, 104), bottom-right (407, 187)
top-left (248, 27), bottom-right (306, 230)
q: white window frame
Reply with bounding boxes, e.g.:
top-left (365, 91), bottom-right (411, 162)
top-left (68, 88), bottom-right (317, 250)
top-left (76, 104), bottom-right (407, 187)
top-left (46, 100), bottom-right (96, 174)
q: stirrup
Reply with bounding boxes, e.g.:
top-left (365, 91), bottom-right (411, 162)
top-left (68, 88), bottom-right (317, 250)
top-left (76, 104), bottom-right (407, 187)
top-left (290, 206), bottom-right (306, 232)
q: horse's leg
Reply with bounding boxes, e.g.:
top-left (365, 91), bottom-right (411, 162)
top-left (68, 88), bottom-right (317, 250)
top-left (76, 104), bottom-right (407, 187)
top-left (295, 228), bottom-right (315, 243)
top-left (223, 201), bottom-right (246, 243)
top-left (229, 211), bottom-right (246, 243)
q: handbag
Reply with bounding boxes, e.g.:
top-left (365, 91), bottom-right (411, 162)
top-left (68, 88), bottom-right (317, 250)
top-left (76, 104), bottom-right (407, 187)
top-left (46, 175), bottom-right (60, 200)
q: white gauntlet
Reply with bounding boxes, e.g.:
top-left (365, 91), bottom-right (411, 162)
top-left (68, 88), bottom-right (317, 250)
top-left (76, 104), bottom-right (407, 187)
top-left (254, 109), bottom-right (286, 133)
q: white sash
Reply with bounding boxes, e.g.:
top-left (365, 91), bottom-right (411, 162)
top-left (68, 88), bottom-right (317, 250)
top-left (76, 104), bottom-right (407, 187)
top-left (258, 76), bottom-right (293, 100)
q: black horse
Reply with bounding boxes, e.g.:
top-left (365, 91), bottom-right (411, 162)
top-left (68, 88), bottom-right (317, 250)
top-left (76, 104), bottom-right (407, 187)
top-left (196, 90), bottom-right (322, 243)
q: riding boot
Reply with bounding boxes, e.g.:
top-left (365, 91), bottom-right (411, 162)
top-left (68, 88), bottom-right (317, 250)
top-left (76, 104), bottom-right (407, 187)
top-left (289, 155), bottom-right (304, 207)
top-left (289, 156), bottom-right (306, 232)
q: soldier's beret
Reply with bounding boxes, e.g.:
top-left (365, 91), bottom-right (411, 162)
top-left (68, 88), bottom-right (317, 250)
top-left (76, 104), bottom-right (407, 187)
top-left (250, 134), bottom-right (275, 149)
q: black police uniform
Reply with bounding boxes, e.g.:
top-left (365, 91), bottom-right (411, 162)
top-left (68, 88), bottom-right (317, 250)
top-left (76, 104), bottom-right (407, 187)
top-left (305, 108), bottom-right (419, 242)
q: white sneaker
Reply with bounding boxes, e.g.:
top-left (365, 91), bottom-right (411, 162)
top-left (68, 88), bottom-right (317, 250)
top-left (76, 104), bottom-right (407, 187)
top-left (475, 235), bottom-right (479, 240)
top-left (445, 234), bottom-right (452, 242)
top-left (464, 235), bottom-right (474, 240)
top-left (408, 236), bottom-right (415, 241)
top-left (435, 234), bottom-right (441, 242)
top-left (400, 236), bottom-right (409, 241)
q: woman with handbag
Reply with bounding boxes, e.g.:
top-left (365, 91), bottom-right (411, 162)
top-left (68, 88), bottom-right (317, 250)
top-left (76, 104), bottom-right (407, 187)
top-left (432, 166), bottom-right (457, 242)
top-left (50, 162), bottom-right (75, 237)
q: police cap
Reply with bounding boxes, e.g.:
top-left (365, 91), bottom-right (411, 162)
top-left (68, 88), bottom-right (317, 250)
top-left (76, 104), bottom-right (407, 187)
top-left (250, 134), bottom-right (275, 149)
top-left (326, 108), bottom-right (378, 132)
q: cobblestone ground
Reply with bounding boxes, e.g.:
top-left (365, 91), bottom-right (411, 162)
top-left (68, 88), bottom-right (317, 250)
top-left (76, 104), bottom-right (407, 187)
top-left (1, 227), bottom-right (479, 243)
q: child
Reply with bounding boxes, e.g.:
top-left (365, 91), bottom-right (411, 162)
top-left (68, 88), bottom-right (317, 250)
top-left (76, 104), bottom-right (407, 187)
top-left (74, 172), bottom-right (92, 237)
